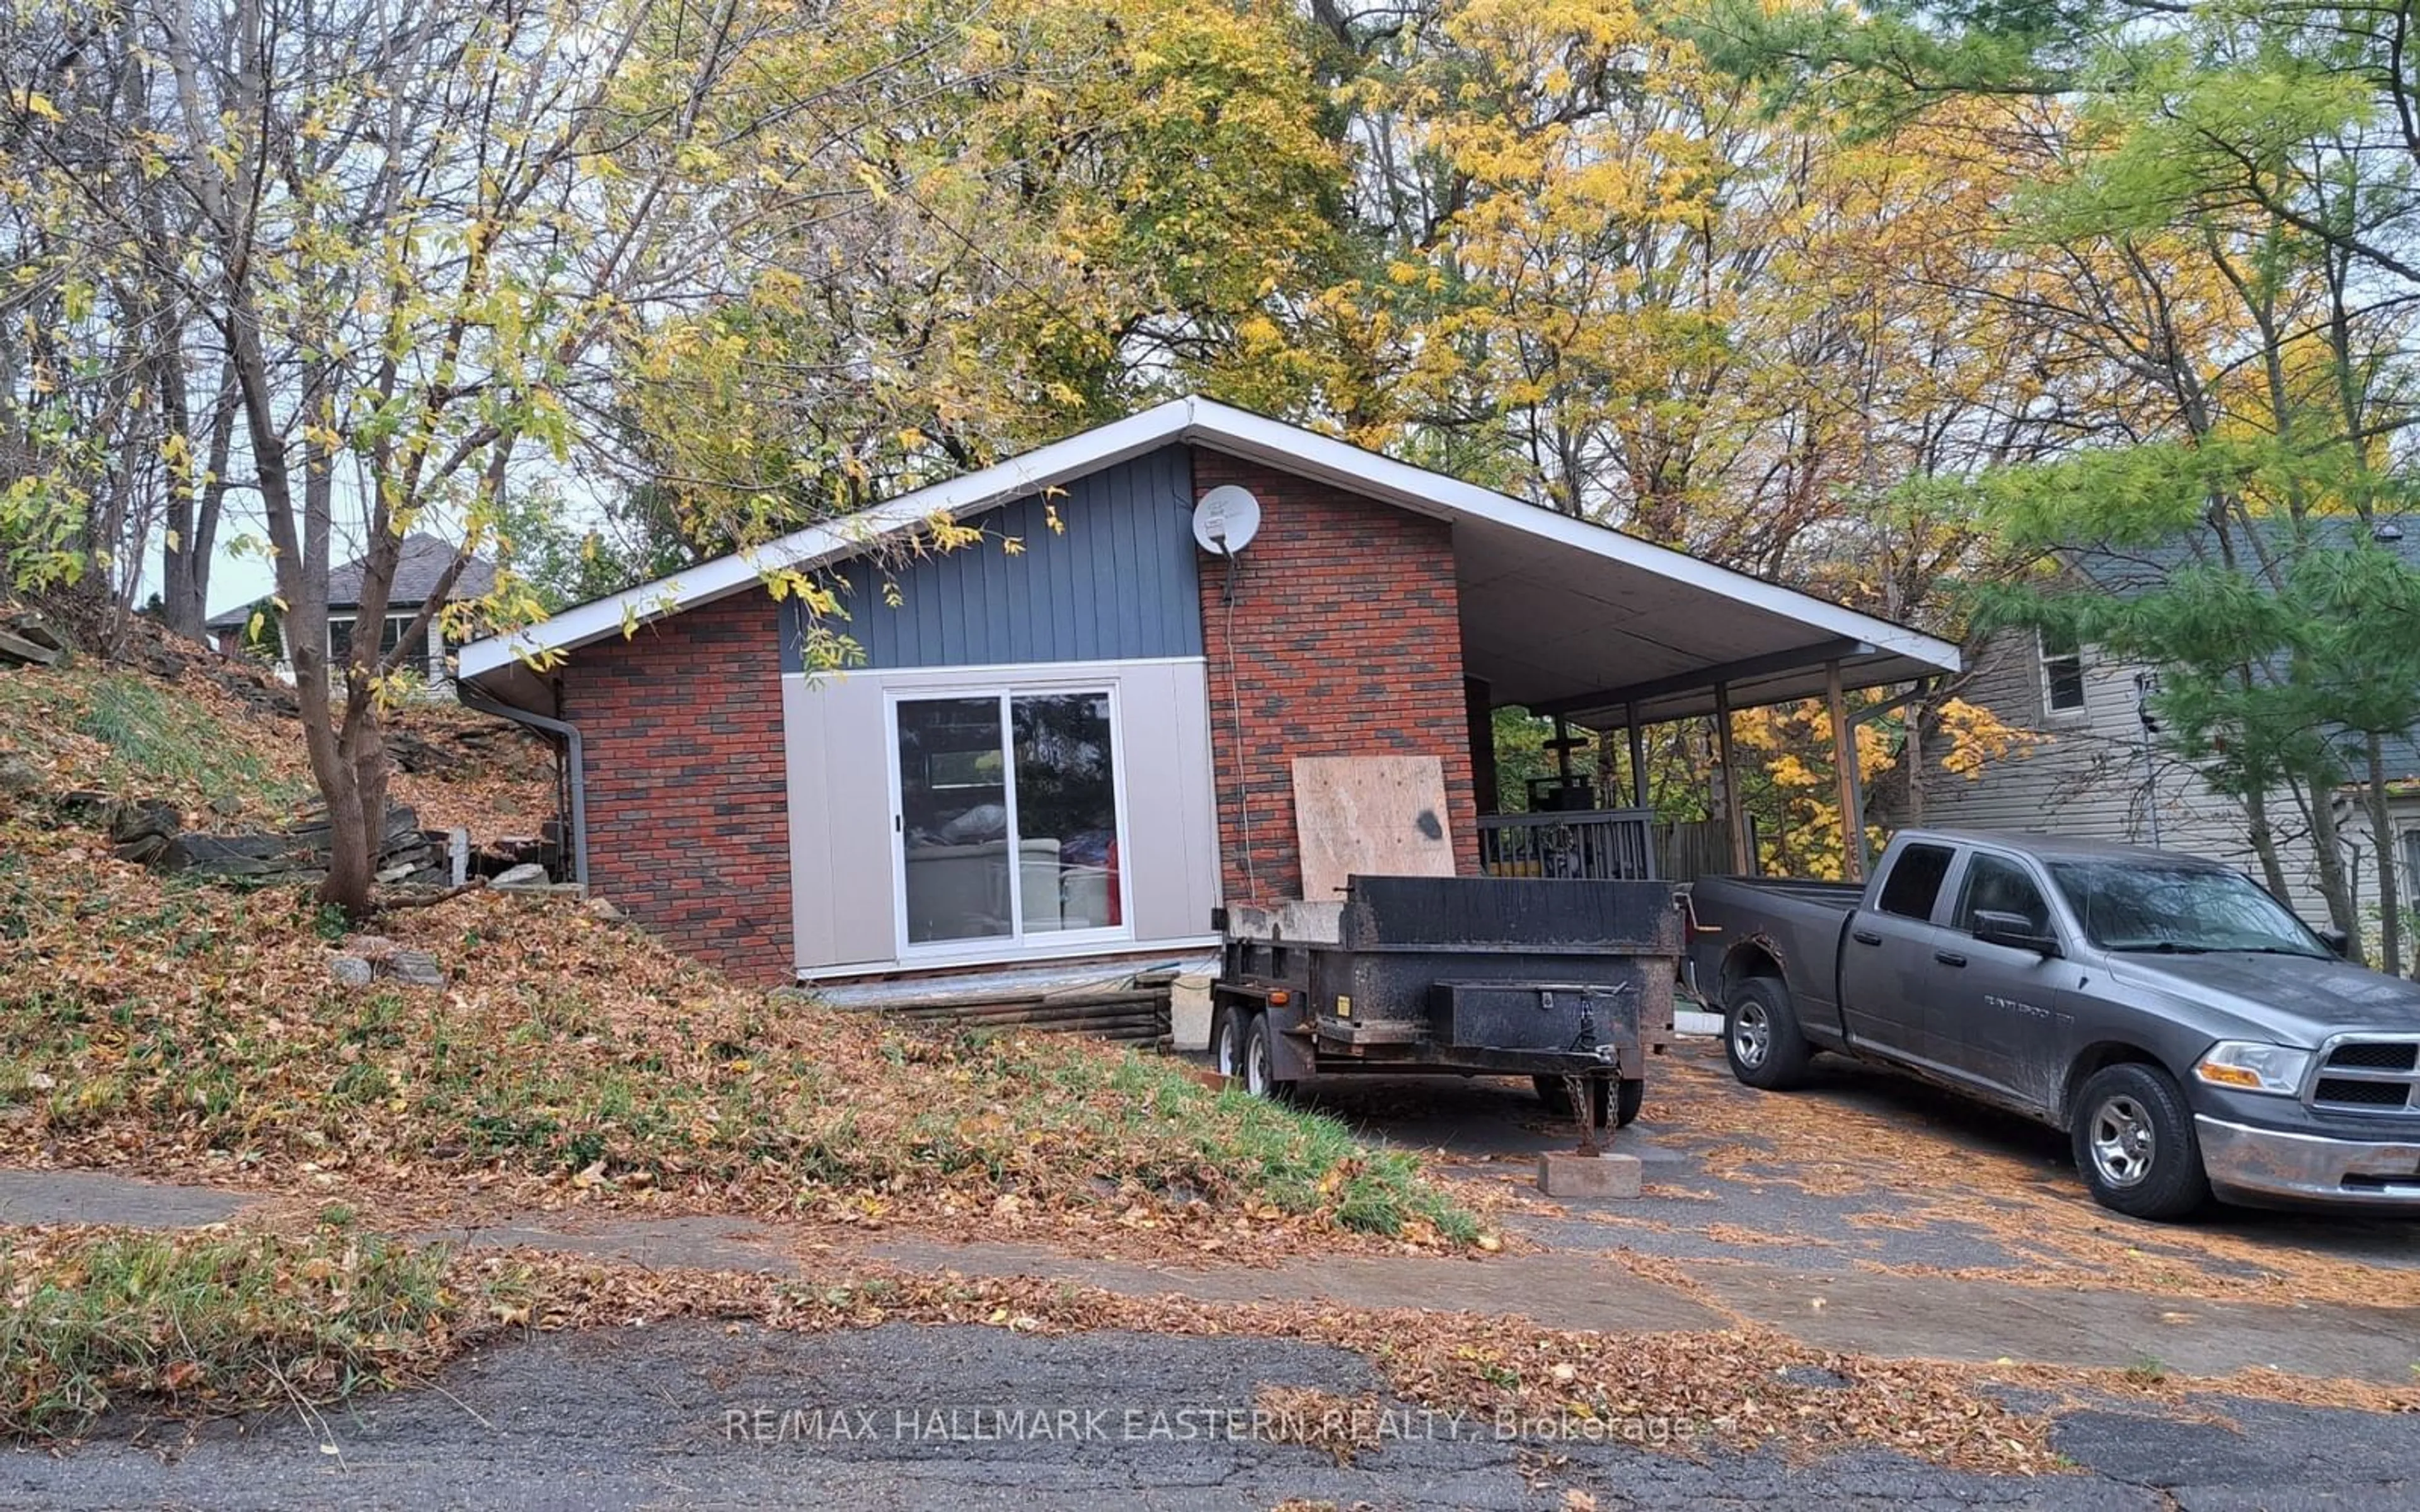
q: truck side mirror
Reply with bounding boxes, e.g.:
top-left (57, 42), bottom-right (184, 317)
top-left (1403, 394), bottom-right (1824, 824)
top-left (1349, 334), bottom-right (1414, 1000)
top-left (2315, 927), bottom-right (2353, 959)
top-left (1973, 909), bottom-right (2061, 958)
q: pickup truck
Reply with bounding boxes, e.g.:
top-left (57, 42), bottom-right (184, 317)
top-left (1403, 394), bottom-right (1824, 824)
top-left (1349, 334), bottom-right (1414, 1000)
top-left (1685, 829), bottom-right (2420, 1219)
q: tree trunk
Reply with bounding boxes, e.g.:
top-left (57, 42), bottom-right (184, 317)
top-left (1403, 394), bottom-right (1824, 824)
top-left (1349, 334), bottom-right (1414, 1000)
top-left (2366, 733), bottom-right (2404, 976)
top-left (1903, 699), bottom-right (1925, 823)
top-left (2303, 779), bottom-right (2363, 961)
top-left (2244, 788), bottom-right (2293, 903)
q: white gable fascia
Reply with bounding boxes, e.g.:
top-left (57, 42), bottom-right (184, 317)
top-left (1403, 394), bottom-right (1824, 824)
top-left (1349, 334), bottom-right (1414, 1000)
top-left (459, 396), bottom-right (1958, 682)
top-left (458, 399), bottom-right (1194, 680)
top-left (1178, 404), bottom-right (1959, 673)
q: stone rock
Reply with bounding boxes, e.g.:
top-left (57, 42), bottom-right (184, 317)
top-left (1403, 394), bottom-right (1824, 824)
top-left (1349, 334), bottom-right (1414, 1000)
top-left (1536, 1150), bottom-right (1644, 1200)
top-left (106, 798), bottom-right (183, 868)
top-left (383, 950), bottom-right (446, 987)
top-left (341, 933), bottom-right (400, 961)
top-left (0, 753), bottom-right (39, 796)
top-left (492, 862), bottom-right (551, 890)
top-left (582, 894), bottom-right (623, 921)
top-left (327, 954), bottom-right (375, 988)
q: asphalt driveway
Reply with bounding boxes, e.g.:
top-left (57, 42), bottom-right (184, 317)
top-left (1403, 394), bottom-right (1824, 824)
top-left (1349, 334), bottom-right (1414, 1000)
top-left (1288, 1038), bottom-right (2420, 1296)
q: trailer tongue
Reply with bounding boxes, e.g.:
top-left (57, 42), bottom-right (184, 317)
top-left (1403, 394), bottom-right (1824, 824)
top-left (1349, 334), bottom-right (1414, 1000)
top-left (1209, 875), bottom-right (1683, 1149)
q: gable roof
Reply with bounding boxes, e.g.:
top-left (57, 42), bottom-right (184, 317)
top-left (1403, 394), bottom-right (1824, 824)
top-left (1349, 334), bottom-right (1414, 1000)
top-left (2070, 517), bottom-right (2420, 784)
top-left (205, 533), bottom-right (500, 629)
top-left (456, 397), bottom-right (1960, 716)
top-left (2073, 515), bottom-right (2420, 594)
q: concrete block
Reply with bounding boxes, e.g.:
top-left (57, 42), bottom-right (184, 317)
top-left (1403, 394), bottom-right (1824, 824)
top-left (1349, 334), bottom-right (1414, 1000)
top-left (1536, 1150), bottom-right (1643, 1200)
top-left (1168, 973), bottom-right (1214, 1051)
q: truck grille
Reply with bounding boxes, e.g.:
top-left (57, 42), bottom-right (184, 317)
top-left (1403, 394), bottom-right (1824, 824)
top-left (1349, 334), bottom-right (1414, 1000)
top-left (2309, 1038), bottom-right (2420, 1114)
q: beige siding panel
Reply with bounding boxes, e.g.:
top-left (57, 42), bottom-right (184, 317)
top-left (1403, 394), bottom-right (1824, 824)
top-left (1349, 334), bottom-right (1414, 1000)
top-left (781, 675), bottom-right (835, 968)
top-left (785, 672), bottom-right (898, 971)
top-left (1119, 662), bottom-right (1221, 941)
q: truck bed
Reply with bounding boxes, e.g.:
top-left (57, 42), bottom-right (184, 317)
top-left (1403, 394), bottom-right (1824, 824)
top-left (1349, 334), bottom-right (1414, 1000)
top-left (1683, 873), bottom-right (1861, 1019)
top-left (1695, 876), bottom-right (1864, 910)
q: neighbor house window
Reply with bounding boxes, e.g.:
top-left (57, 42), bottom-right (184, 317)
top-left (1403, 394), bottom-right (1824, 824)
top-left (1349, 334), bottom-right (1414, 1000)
top-left (328, 614), bottom-right (429, 676)
top-left (2402, 829), bottom-right (2420, 899)
top-left (2039, 629), bottom-right (2086, 714)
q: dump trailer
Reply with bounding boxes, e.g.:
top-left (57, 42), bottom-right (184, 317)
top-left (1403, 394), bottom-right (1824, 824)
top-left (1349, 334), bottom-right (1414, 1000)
top-left (1209, 875), bottom-right (1684, 1147)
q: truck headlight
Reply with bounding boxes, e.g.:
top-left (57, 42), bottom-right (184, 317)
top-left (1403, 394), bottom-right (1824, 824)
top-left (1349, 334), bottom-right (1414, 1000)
top-left (2193, 1041), bottom-right (2312, 1096)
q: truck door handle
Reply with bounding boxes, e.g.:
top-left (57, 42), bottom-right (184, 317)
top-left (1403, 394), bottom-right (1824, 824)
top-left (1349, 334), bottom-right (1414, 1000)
top-left (1851, 929), bottom-right (1882, 947)
top-left (1934, 949), bottom-right (1968, 968)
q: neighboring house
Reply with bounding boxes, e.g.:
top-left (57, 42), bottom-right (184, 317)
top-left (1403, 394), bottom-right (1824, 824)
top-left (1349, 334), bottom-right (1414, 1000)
top-left (205, 533), bottom-right (498, 695)
top-left (454, 399), bottom-right (1958, 985)
top-left (1914, 524), bottom-right (2420, 927)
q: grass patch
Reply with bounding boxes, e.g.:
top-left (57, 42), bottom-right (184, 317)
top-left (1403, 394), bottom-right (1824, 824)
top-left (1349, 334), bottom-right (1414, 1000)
top-left (0, 662), bottom-right (314, 823)
top-left (0, 1228), bottom-right (461, 1439)
top-left (75, 673), bottom-right (309, 813)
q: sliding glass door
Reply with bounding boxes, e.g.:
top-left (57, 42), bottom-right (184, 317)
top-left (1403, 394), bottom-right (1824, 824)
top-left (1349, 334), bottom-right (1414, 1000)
top-left (892, 687), bottom-right (1127, 954)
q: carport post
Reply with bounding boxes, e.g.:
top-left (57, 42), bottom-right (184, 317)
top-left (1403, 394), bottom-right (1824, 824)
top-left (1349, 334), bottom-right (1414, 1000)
top-left (1714, 682), bottom-right (1750, 874)
top-left (1824, 660), bottom-right (1865, 883)
top-left (1625, 702), bottom-right (1647, 810)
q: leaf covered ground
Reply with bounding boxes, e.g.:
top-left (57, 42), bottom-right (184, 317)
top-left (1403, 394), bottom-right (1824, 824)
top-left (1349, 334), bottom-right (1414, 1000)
top-left (0, 651), bottom-right (551, 842)
top-left (0, 801), bottom-right (1477, 1257)
top-left (2, 1220), bottom-right (2068, 1467)
top-left (1630, 1055), bottom-right (2420, 1310)
top-left (21, 1218), bottom-right (2410, 1468)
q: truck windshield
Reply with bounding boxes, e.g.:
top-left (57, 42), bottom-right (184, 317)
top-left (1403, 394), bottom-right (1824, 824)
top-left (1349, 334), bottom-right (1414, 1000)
top-left (2048, 862), bottom-right (2329, 957)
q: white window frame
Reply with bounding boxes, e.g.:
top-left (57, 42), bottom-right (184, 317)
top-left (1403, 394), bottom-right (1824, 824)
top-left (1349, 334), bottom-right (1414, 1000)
top-left (2037, 629), bottom-right (2087, 717)
top-left (884, 677), bottom-right (1137, 965)
top-left (327, 612), bottom-right (435, 677)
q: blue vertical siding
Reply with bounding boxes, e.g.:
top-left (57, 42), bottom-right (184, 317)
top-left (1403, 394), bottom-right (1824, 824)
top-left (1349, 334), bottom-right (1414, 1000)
top-left (781, 446), bottom-right (1202, 670)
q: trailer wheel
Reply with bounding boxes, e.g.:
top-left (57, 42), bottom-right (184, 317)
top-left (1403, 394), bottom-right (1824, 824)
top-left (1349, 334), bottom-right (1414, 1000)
top-left (1614, 1077), bottom-right (1644, 1129)
top-left (1724, 977), bottom-right (1812, 1090)
top-left (1241, 1012), bottom-right (1294, 1101)
top-left (1532, 1074), bottom-right (1578, 1116)
top-left (1210, 1005), bottom-right (1246, 1080)
top-left (1534, 1074), bottom-right (1640, 1129)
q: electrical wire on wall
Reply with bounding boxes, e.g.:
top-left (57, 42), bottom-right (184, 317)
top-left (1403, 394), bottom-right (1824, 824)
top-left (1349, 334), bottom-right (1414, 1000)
top-left (1223, 549), bottom-right (1258, 903)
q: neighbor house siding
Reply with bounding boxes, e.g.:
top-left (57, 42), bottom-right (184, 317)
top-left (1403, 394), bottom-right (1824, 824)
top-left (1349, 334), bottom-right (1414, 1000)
top-left (791, 447), bottom-right (1202, 671)
top-left (1921, 629), bottom-right (2334, 919)
top-left (559, 590), bottom-right (794, 981)
top-left (1192, 447), bottom-right (1478, 905)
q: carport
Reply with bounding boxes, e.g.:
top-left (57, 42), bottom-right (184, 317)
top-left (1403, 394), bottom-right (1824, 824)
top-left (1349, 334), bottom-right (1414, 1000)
top-left (1446, 513), bottom-right (1956, 882)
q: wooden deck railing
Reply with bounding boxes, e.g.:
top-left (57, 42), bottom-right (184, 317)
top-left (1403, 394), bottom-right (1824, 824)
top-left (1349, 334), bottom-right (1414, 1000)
top-left (1477, 808), bottom-right (1657, 881)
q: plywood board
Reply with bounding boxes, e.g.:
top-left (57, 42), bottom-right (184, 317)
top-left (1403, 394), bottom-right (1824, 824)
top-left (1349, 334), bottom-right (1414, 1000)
top-left (1291, 755), bottom-right (1455, 901)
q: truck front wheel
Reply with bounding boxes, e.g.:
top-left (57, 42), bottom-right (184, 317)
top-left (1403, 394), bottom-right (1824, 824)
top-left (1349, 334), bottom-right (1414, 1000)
top-left (2071, 1063), bottom-right (2210, 1220)
top-left (1724, 978), bottom-right (1812, 1091)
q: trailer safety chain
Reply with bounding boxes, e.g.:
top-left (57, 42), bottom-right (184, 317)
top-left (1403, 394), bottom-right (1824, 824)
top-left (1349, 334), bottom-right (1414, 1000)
top-left (1562, 980), bottom-right (1635, 1056)
top-left (1557, 982), bottom-right (1636, 1157)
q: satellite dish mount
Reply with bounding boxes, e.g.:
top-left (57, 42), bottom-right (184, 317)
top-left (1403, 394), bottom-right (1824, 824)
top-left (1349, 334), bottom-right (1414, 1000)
top-left (1192, 485), bottom-right (1262, 556)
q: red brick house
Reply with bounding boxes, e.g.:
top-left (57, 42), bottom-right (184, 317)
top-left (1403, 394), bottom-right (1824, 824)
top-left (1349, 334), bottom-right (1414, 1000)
top-left (456, 401), bottom-right (1956, 983)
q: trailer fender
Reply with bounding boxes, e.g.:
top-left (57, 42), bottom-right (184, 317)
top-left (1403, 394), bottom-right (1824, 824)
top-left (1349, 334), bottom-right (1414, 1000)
top-left (1264, 995), bottom-right (1317, 1083)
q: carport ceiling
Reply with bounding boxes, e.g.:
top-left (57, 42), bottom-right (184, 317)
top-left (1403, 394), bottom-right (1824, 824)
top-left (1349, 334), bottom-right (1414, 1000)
top-left (1452, 513), bottom-right (1951, 727)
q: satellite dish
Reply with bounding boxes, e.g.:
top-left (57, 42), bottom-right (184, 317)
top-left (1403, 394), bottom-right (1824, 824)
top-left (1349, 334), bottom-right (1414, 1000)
top-left (1192, 485), bottom-right (1262, 556)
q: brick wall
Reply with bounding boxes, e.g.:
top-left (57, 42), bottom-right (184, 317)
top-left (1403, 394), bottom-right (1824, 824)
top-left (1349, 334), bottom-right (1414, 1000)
top-left (558, 590), bottom-right (795, 982)
top-left (1193, 448), bottom-right (1478, 904)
